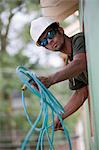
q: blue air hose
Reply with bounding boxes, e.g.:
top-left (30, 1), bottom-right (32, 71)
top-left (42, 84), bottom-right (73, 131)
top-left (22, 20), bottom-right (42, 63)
top-left (16, 66), bottom-right (72, 150)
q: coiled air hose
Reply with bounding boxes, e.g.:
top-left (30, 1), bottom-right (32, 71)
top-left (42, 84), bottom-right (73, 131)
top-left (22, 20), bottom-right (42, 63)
top-left (16, 66), bottom-right (72, 150)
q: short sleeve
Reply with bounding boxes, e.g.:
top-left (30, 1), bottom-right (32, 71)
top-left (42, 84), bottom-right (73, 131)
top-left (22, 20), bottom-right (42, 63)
top-left (72, 33), bottom-right (86, 56)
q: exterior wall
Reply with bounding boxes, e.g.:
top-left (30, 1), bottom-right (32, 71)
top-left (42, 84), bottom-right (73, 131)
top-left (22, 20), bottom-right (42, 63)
top-left (80, 0), bottom-right (99, 149)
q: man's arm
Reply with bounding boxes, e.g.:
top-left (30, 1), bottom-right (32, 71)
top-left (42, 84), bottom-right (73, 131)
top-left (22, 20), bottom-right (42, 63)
top-left (38, 53), bottom-right (87, 88)
top-left (62, 86), bottom-right (88, 119)
top-left (54, 86), bottom-right (88, 130)
top-left (49, 53), bottom-right (87, 85)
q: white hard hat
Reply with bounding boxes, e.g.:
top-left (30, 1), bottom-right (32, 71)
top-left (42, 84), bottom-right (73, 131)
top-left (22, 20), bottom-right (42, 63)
top-left (30, 17), bottom-right (57, 44)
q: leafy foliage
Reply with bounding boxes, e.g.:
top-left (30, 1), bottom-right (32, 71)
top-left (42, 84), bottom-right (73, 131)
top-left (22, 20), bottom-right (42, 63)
top-left (0, 1), bottom-right (80, 148)
top-left (0, 0), bottom-right (40, 99)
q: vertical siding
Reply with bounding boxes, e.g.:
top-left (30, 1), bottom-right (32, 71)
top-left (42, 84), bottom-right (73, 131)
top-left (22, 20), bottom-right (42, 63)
top-left (83, 0), bottom-right (99, 149)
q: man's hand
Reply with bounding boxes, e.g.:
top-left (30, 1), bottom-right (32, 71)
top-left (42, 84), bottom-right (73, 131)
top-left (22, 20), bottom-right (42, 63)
top-left (54, 116), bottom-right (63, 131)
top-left (25, 76), bottom-right (52, 91)
top-left (38, 76), bottom-right (52, 88)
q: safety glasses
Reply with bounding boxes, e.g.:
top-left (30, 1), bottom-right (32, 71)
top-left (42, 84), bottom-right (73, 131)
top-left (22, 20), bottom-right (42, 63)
top-left (39, 29), bottom-right (57, 47)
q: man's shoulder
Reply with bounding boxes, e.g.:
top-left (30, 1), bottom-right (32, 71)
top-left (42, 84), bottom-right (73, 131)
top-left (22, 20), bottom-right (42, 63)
top-left (72, 32), bottom-right (85, 41)
top-left (72, 32), bottom-right (85, 56)
top-left (75, 32), bottom-right (84, 36)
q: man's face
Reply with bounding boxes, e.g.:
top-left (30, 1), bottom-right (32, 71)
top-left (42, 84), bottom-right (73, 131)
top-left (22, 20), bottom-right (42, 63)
top-left (38, 27), bottom-right (65, 52)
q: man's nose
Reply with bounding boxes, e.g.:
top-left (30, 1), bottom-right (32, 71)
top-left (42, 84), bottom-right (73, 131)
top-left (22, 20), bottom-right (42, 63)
top-left (47, 38), bottom-right (54, 45)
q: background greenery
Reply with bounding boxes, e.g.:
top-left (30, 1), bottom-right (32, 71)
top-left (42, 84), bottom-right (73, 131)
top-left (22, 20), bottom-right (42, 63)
top-left (0, 0), bottom-right (81, 149)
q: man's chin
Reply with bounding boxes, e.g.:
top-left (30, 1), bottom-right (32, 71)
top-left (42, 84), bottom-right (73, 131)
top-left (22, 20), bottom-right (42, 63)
top-left (56, 43), bottom-right (64, 52)
top-left (55, 47), bottom-right (62, 52)
top-left (54, 45), bottom-right (62, 51)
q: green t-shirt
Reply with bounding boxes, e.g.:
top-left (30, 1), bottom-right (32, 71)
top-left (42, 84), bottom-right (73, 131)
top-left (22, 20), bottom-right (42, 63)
top-left (68, 32), bottom-right (88, 90)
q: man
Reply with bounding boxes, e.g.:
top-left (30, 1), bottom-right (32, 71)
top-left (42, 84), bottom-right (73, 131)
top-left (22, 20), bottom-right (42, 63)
top-left (30, 17), bottom-right (88, 130)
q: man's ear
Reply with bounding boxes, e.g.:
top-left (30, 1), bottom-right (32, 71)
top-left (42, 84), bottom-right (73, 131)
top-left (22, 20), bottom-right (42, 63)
top-left (58, 27), bottom-right (64, 34)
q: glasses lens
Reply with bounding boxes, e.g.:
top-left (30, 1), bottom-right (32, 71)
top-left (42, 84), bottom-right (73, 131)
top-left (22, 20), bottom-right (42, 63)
top-left (47, 30), bottom-right (56, 39)
top-left (39, 29), bottom-right (57, 46)
top-left (40, 38), bottom-right (48, 46)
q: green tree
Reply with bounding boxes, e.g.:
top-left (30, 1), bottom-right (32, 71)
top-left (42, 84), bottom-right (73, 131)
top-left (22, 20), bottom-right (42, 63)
top-left (0, 0), bottom-right (40, 53)
top-left (0, 1), bottom-right (41, 148)
top-left (0, 0), bottom-right (40, 99)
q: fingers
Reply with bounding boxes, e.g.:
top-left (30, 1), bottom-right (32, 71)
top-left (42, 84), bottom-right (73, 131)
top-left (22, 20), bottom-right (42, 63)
top-left (28, 78), bottom-right (39, 91)
top-left (54, 127), bottom-right (64, 131)
top-left (54, 116), bottom-right (63, 131)
top-left (38, 76), bottom-right (51, 88)
top-left (21, 75), bottom-right (51, 91)
top-left (54, 122), bottom-right (63, 131)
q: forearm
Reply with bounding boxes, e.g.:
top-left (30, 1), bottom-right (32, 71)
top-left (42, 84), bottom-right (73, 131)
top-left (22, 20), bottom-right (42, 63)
top-left (49, 59), bottom-right (86, 85)
top-left (62, 86), bottom-right (88, 119)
